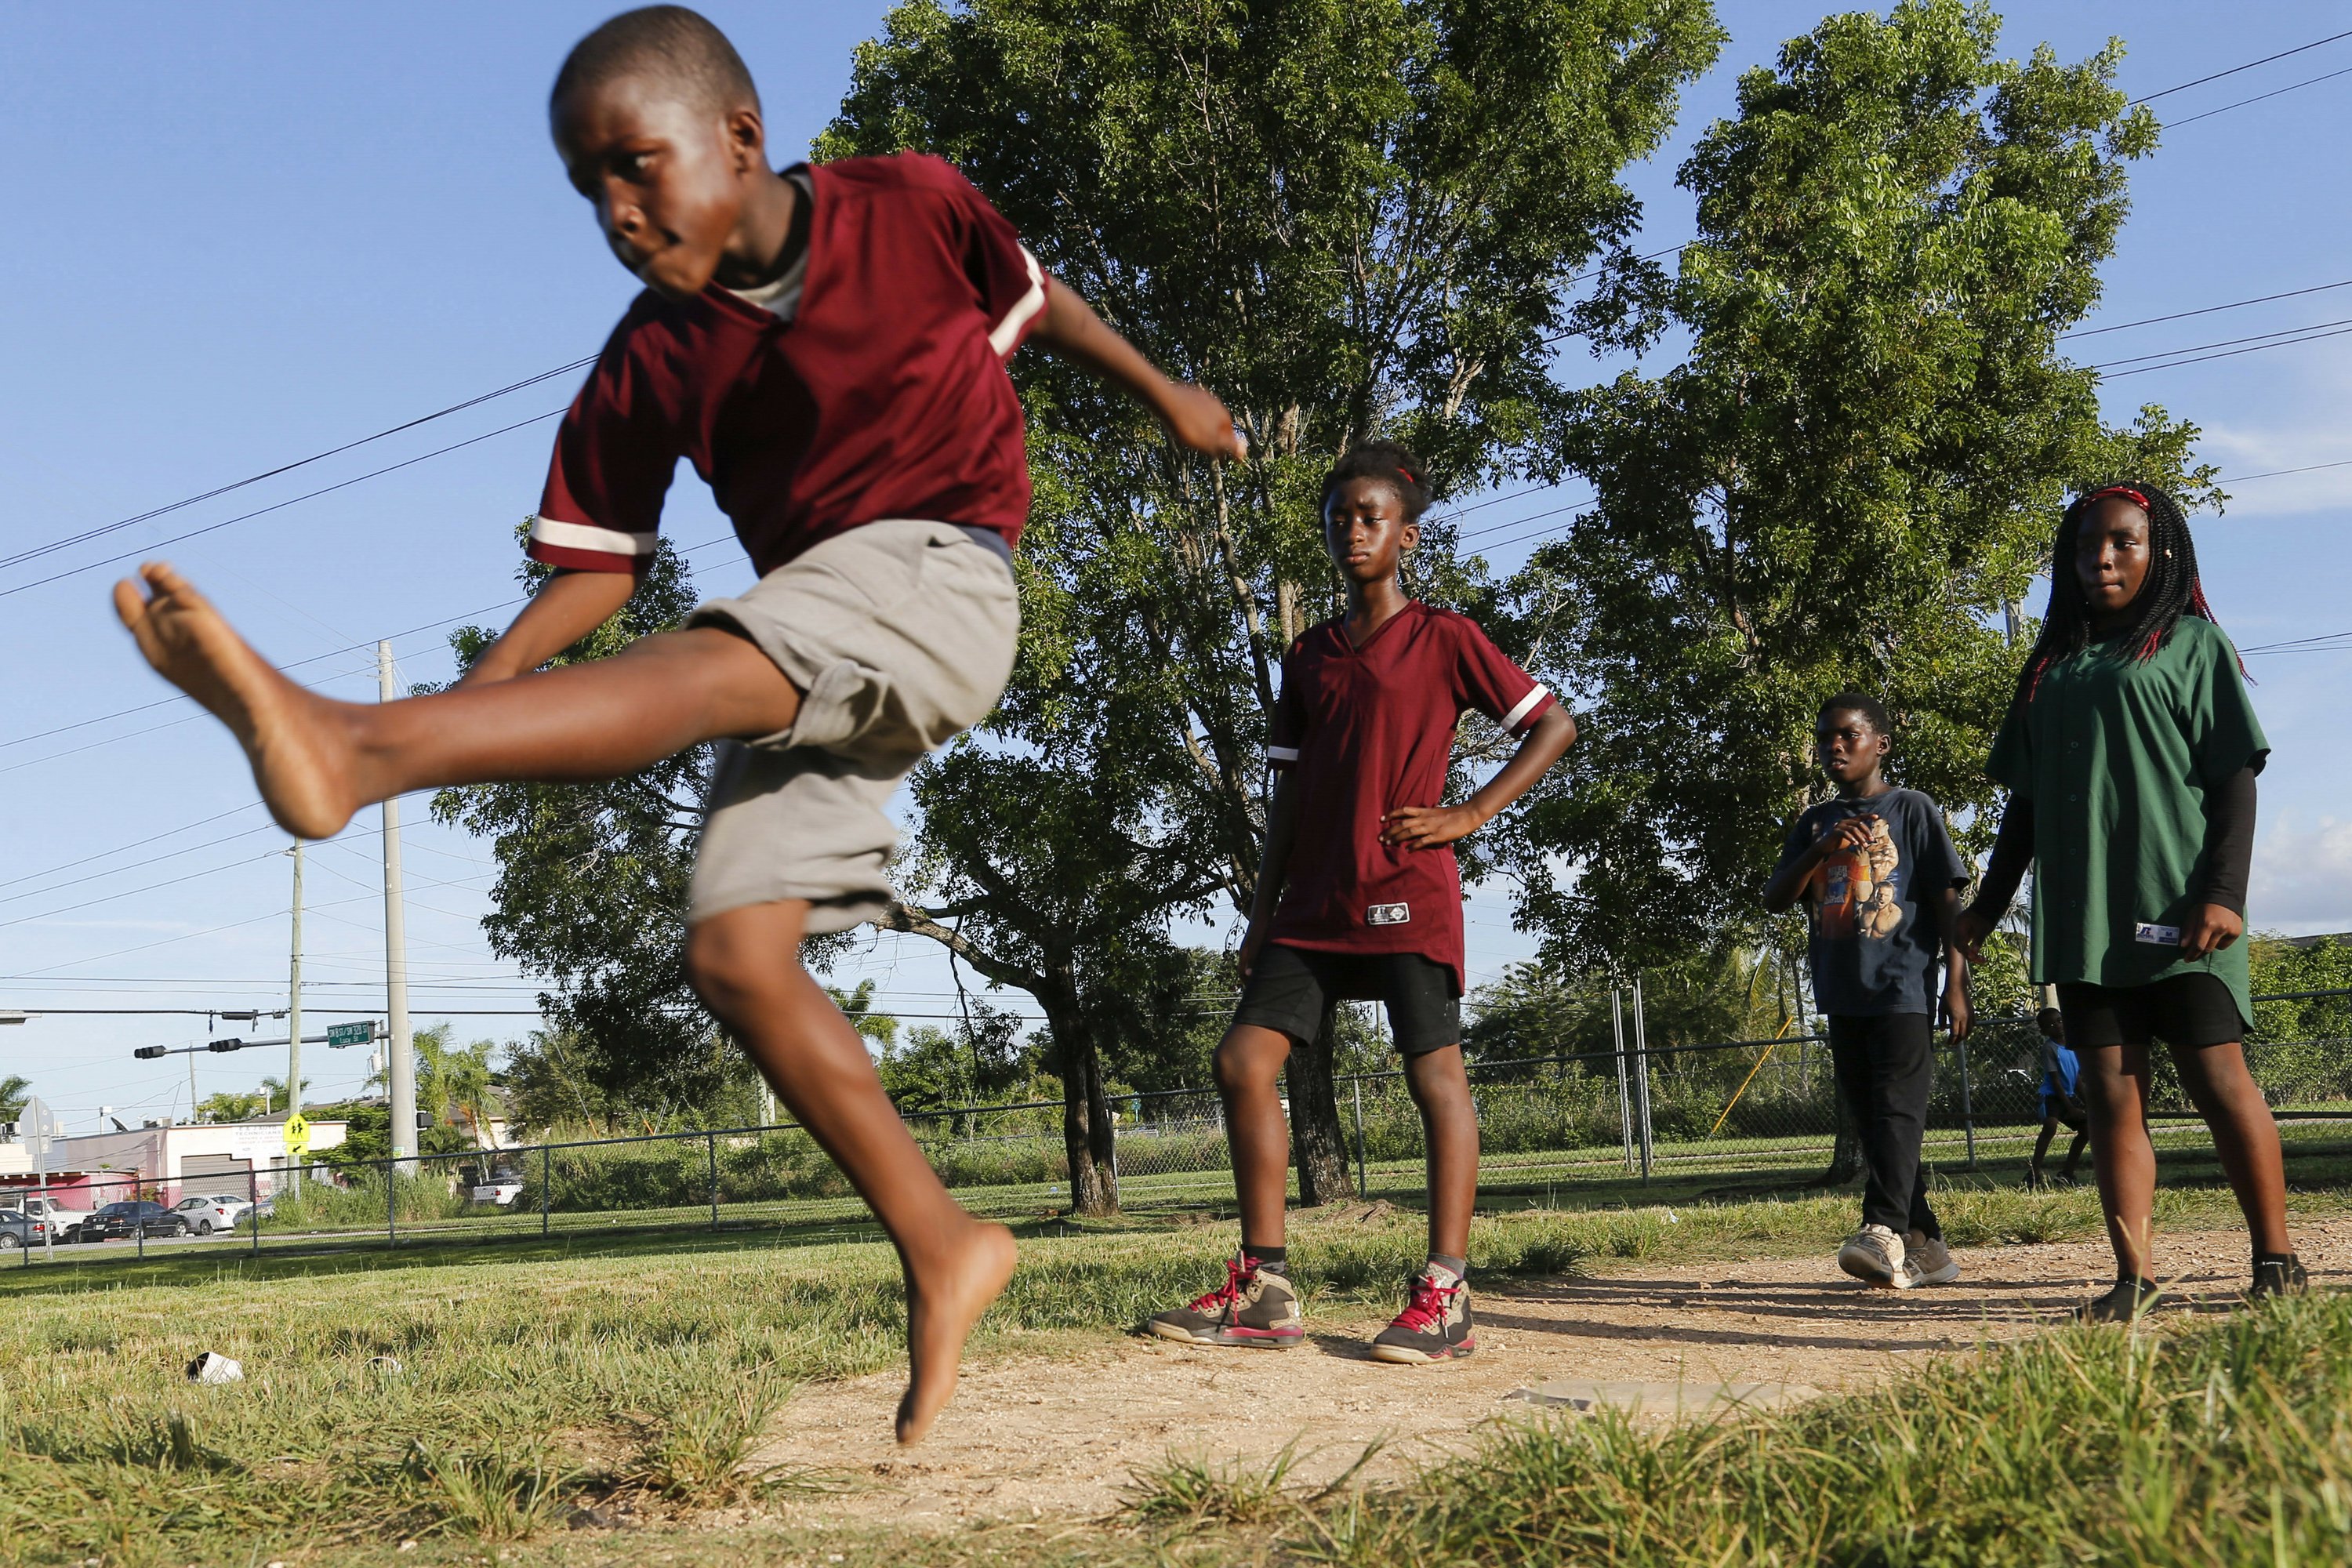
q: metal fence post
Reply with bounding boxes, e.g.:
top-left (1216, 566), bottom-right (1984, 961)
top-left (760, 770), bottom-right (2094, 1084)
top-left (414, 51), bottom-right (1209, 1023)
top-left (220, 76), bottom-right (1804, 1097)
top-left (1958, 1035), bottom-right (1978, 1171)
top-left (707, 1131), bottom-right (720, 1231)
top-left (1611, 988), bottom-right (1635, 1174)
top-left (540, 1142), bottom-right (551, 1238)
top-left (1632, 975), bottom-right (1654, 1185)
top-left (386, 1156), bottom-right (397, 1250)
top-left (250, 1167), bottom-right (261, 1258)
top-left (1351, 1078), bottom-right (1369, 1197)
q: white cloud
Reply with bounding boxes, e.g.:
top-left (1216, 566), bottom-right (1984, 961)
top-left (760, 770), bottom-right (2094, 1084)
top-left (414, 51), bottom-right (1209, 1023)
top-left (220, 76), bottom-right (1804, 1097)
top-left (2195, 356), bottom-right (2352, 520)
top-left (2251, 816), bottom-right (2352, 936)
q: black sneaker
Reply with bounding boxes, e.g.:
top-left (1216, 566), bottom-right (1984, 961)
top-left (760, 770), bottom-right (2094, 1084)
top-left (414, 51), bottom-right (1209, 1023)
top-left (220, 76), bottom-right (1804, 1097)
top-left (2076, 1276), bottom-right (2164, 1323)
top-left (2249, 1255), bottom-right (2310, 1301)
top-left (1145, 1258), bottom-right (1304, 1348)
top-left (1369, 1269), bottom-right (1475, 1364)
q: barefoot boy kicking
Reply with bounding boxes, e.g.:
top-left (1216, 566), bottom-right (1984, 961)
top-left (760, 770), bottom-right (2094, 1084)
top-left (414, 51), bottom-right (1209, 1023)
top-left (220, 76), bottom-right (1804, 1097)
top-left (113, 5), bottom-right (1240, 1443)
top-left (1763, 695), bottom-right (1972, 1290)
top-left (1145, 443), bottom-right (1575, 1363)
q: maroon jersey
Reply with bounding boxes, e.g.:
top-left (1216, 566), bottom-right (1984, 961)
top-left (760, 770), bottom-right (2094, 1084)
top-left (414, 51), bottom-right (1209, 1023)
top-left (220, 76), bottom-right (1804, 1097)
top-left (525, 153), bottom-right (1051, 576)
top-left (1266, 601), bottom-right (1555, 989)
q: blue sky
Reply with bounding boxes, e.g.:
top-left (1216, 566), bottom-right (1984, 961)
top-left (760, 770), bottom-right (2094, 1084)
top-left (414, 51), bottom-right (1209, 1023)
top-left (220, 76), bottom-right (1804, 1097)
top-left (5, 2), bottom-right (2350, 1130)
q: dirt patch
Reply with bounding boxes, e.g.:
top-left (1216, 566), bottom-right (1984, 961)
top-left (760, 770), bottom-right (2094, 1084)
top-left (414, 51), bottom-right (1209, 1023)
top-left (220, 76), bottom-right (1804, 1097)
top-left (751, 1218), bottom-right (2350, 1529)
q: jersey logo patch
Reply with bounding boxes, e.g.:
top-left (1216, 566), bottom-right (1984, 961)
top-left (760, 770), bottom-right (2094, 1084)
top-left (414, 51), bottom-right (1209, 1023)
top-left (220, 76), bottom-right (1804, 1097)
top-left (2134, 922), bottom-right (2182, 946)
top-left (1366, 902), bottom-right (1411, 927)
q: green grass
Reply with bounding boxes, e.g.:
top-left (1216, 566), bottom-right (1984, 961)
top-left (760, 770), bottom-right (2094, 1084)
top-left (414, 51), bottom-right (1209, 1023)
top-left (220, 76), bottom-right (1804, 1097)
top-left (3, 1177), bottom-right (2348, 1566)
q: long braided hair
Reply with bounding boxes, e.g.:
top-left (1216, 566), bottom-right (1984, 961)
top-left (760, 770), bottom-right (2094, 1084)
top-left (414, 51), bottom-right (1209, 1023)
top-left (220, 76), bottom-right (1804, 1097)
top-left (2010, 481), bottom-right (2226, 710)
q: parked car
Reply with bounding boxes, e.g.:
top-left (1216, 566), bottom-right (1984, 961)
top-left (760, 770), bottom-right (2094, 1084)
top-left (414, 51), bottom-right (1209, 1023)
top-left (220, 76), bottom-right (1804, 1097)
top-left (470, 1171), bottom-right (525, 1207)
top-left (170, 1194), bottom-right (252, 1235)
top-left (65, 1200), bottom-right (190, 1243)
top-left (0, 1209), bottom-right (54, 1249)
top-left (15, 1195), bottom-right (93, 1236)
top-left (233, 1196), bottom-right (278, 1228)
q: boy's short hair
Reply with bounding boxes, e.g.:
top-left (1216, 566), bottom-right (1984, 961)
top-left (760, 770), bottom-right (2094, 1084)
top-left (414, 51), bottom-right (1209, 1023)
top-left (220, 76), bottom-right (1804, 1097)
top-left (552, 5), bottom-right (759, 118)
top-left (1817, 691), bottom-right (1889, 733)
top-left (1321, 441), bottom-right (1432, 524)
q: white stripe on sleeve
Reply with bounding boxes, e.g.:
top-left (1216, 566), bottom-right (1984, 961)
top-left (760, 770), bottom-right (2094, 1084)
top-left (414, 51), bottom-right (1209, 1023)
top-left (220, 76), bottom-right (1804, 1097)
top-left (1267, 746), bottom-right (1301, 763)
top-left (987, 248), bottom-right (1048, 358)
top-left (1501, 684), bottom-right (1550, 732)
top-left (528, 514), bottom-right (659, 558)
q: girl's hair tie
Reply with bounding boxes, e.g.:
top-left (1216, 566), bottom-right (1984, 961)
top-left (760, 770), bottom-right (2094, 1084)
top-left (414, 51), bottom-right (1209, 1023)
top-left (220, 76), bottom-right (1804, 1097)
top-left (1396, 466), bottom-right (1416, 485)
top-left (2084, 484), bottom-right (2151, 510)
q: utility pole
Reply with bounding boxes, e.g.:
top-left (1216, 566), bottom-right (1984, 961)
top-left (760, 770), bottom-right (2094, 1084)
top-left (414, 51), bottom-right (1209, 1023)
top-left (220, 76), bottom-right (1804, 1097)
top-left (285, 841), bottom-right (304, 1192)
top-left (379, 642), bottom-right (418, 1178)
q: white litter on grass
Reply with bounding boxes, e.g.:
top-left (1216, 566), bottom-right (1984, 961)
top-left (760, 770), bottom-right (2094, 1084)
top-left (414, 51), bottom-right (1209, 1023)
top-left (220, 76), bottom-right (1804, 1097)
top-left (186, 1352), bottom-right (242, 1384)
top-left (368, 1355), bottom-right (404, 1375)
top-left (1664, 1210), bottom-right (1679, 1223)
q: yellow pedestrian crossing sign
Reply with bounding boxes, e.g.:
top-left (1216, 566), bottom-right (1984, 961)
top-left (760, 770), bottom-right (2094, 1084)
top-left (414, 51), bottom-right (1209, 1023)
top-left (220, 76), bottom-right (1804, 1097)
top-left (282, 1112), bottom-right (311, 1160)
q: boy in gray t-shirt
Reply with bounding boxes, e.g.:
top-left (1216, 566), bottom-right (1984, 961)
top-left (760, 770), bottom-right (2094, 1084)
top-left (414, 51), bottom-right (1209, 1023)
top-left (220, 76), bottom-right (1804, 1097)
top-left (1766, 693), bottom-right (1972, 1290)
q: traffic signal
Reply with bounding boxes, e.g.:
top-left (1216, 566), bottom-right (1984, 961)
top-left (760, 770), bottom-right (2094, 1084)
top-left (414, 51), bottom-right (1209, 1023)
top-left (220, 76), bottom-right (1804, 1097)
top-left (134, 1045), bottom-right (167, 1059)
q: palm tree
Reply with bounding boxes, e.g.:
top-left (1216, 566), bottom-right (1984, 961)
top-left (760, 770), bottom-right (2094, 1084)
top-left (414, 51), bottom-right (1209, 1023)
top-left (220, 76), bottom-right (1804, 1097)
top-left (0, 1073), bottom-right (29, 1123)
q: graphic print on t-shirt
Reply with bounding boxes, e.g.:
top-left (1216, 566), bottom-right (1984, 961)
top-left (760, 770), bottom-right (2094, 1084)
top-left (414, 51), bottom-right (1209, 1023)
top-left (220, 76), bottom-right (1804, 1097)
top-left (1810, 815), bottom-right (1904, 940)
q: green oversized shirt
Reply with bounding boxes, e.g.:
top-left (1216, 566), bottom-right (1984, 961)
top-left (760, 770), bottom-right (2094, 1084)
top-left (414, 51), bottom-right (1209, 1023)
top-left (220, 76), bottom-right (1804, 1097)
top-left (1987, 616), bottom-right (2267, 1028)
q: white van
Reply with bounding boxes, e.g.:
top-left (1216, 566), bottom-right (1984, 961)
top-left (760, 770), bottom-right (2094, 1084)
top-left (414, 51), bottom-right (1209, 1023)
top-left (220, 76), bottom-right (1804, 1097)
top-left (16, 1195), bottom-right (93, 1236)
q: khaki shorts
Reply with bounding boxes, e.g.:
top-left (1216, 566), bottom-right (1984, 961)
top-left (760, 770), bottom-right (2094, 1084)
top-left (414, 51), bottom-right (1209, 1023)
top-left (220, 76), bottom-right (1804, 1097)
top-left (683, 520), bottom-right (1018, 931)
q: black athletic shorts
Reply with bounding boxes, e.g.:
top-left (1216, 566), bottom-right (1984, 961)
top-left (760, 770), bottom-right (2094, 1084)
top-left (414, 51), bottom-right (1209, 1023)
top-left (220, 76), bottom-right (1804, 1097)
top-left (1232, 943), bottom-right (1462, 1055)
top-left (2056, 973), bottom-right (2245, 1050)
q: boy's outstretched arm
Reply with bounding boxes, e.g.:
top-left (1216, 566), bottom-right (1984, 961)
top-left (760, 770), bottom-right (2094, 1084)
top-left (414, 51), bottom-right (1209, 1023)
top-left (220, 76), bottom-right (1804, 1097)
top-left (1381, 707), bottom-right (1577, 851)
top-left (1935, 884), bottom-right (1972, 1040)
top-left (458, 569), bottom-right (638, 687)
top-left (1027, 282), bottom-right (1244, 459)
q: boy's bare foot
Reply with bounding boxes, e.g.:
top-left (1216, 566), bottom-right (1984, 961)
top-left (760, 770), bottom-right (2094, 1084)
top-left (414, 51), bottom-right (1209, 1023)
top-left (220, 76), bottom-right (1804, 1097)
top-left (112, 563), bottom-right (361, 839)
top-left (895, 1220), bottom-right (1017, 1446)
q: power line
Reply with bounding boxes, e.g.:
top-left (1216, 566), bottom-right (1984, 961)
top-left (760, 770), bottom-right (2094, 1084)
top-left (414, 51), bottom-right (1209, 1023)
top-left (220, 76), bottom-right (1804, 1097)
top-left (0, 357), bottom-right (594, 576)
top-left (0, 407), bottom-right (568, 601)
top-left (2061, 276), bottom-right (2352, 340)
top-left (2163, 62), bottom-right (2352, 129)
top-left (2132, 28), bottom-right (2352, 104)
top-left (2089, 314), bottom-right (2352, 370)
top-left (2101, 321), bottom-right (2352, 379)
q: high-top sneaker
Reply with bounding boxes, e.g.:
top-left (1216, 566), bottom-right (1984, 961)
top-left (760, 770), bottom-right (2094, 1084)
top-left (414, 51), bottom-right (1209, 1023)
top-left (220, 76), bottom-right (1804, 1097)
top-left (1368, 1267), bottom-right (1475, 1363)
top-left (1145, 1258), bottom-right (1305, 1348)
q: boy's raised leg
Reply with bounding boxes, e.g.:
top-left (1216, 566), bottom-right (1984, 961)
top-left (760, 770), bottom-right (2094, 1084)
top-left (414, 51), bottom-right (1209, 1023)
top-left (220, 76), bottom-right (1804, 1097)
top-left (686, 900), bottom-right (1016, 1445)
top-left (115, 562), bottom-right (803, 838)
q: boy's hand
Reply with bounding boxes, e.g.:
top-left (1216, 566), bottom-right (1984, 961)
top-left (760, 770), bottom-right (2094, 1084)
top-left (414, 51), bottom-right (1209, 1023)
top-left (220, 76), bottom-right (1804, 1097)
top-left (1951, 906), bottom-right (1995, 964)
top-left (1381, 804), bottom-right (1483, 851)
top-left (2180, 903), bottom-right (2244, 957)
top-left (1236, 922), bottom-right (1269, 979)
top-left (1814, 815), bottom-right (1877, 858)
top-left (1943, 970), bottom-right (1973, 1040)
top-left (1157, 382), bottom-right (1247, 459)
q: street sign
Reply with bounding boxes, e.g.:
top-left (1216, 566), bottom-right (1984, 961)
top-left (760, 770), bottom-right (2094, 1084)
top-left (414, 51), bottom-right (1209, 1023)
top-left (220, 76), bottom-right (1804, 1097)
top-left (281, 1112), bottom-right (311, 1160)
top-left (21, 1096), bottom-right (61, 1171)
top-left (325, 1022), bottom-right (373, 1048)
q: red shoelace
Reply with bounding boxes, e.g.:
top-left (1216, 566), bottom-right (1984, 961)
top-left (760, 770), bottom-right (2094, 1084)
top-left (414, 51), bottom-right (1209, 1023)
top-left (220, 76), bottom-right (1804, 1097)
top-left (1185, 1258), bottom-right (1254, 1315)
top-left (1391, 1275), bottom-right (1461, 1334)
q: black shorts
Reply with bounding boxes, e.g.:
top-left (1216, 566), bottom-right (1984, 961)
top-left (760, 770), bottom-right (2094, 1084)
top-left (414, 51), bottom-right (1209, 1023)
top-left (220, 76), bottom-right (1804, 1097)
top-left (1232, 943), bottom-right (1462, 1056)
top-left (2056, 973), bottom-right (2245, 1050)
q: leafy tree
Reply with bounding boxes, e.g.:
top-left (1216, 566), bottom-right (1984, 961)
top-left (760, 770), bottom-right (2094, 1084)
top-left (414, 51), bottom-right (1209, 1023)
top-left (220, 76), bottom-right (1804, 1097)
top-left (196, 1088), bottom-right (267, 1123)
top-left (1501, 0), bottom-right (2216, 973)
top-left (826, 0), bottom-right (1724, 1211)
top-left (0, 1074), bottom-right (28, 1123)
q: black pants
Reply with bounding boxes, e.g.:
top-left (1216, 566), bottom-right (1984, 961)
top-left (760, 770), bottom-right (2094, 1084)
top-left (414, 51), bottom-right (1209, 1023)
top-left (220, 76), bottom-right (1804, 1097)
top-left (1828, 1013), bottom-right (1940, 1239)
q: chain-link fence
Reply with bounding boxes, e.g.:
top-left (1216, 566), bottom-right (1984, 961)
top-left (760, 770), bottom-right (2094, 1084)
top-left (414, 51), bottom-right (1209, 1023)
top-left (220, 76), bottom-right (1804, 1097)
top-left (11, 986), bottom-right (2352, 1267)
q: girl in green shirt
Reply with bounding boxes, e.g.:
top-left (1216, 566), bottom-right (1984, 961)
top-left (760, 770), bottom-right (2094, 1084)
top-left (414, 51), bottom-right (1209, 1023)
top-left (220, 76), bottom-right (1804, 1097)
top-left (1956, 482), bottom-right (2302, 1321)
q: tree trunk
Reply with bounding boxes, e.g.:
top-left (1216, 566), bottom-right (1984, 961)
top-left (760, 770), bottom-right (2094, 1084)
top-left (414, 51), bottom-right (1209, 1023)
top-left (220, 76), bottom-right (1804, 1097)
top-left (1044, 974), bottom-right (1120, 1217)
top-left (1285, 1002), bottom-right (1356, 1207)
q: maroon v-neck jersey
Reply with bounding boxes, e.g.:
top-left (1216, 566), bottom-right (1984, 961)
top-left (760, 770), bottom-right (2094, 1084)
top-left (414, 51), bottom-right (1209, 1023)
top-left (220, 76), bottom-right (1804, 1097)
top-left (1265, 601), bottom-right (1553, 989)
top-left (524, 153), bottom-right (1050, 578)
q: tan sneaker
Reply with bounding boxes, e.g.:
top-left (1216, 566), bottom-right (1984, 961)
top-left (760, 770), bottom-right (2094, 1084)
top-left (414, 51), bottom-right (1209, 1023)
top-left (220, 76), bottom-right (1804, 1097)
top-left (1368, 1266), bottom-right (1475, 1363)
top-left (1145, 1258), bottom-right (1305, 1348)
top-left (1838, 1223), bottom-right (1907, 1288)
top-left (1902, 1231), bottom-right (1958, 1287)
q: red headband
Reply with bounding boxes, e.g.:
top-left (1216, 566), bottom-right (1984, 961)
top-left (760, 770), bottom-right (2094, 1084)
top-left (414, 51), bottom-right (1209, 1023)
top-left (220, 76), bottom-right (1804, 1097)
top-left (2083, 485), bottom-right (2151, 511)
